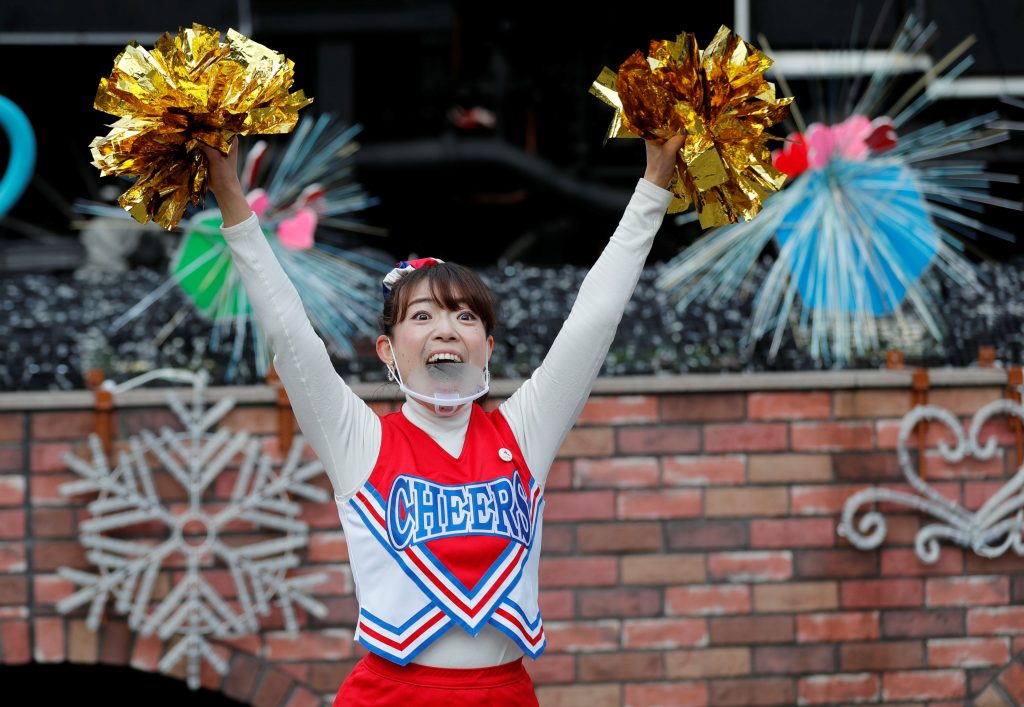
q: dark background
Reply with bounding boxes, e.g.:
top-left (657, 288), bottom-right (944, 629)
top-left (0, 663), bottom-right (246, 706)
top-left (1, 0), bottom-right (1022, 268)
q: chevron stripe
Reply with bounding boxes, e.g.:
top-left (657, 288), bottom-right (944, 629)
top-left (356, 606), bottom-right (452, 665)
top-left (489, 599), bottom-right (546, 657)
top-left (350, 484), bottom-right (540, 632)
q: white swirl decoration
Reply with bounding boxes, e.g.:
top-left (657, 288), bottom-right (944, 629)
top-left (837, 397), bottom-right (1024, 564)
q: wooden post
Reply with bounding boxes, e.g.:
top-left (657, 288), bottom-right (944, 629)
top-left (267, 367), bottom-right (294, 455)
top-left (885, 350), bottom-right (905, 369)
top-left (978, 346), bottom-right (996, 368)
top-left (85, 369), bottom-right (114, 457)
top-left (912, 368), bottom-right (930, 480)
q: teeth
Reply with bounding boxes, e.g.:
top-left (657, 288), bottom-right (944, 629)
top-left (428, 353), bottom-right (462, 363)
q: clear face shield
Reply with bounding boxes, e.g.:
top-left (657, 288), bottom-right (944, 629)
top-left (386, 337), bottom-right (490, 416)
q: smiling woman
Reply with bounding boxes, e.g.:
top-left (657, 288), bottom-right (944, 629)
top-left (377, 270), bottom-right (495, 416)
top-left (199, 134), bottom-right (681, 703)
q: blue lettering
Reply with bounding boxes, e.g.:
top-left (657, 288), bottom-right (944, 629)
top-left (470, 486), bottom-right (494, 530)
top-left (443, 487), bottom-right (469, 532)
top-left (413, 479), bottom-right (442, 541)
top-left (513, 473), bottom-right (531, 542)
top-left (385, 474), bottom-right (534, 550)
top-left (492, 478), bottom-right (518, 538)
top-left (387, 477), bottom-right (415, 550)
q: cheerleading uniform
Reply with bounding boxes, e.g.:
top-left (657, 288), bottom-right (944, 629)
top-left (221, 178), bottom-right (671, 696)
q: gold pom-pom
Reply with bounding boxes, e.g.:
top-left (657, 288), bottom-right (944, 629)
top-left (591, 26), bottom-right (791, 228)
top-left (89, 23), bottom-right (313, 229)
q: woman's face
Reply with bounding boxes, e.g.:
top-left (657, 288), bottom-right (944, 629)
top-left (376, 279), bottom-right (494, 405)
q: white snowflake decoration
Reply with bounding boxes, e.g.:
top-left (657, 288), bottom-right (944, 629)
top-left (57, 368), bottom-right (330, 689)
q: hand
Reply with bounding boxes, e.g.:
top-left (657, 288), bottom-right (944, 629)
top-left (199, 138), bottom-right (252, 227)
top-left (200, 138), bottom-right (243, 200)
top-left (643, 135), bottom-right (685, 189)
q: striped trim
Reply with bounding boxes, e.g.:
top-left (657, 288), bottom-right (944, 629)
top-left (349, 479), bottom-right (542, 635)
top-left (356, 606), bottom-right (452, 665)
top-left (489, 599), bottom-right (546, 658)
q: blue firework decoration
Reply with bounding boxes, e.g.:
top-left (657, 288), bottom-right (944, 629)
top-left (656, 15), bottom-right (1020, 365)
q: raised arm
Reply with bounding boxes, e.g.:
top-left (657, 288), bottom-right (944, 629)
top-left (499, 137), bottom-right (682, 485)
top-left (203, 142), bottom-right (381, 498)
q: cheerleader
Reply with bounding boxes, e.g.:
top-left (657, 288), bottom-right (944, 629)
top-left (202, 134), bottom-right (682, 705)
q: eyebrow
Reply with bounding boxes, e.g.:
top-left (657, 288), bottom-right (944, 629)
top-left (408, 297), bottom-right (473, 308)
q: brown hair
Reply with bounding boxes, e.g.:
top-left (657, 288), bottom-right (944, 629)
top-left (380, 262), bottom-right (497, 336)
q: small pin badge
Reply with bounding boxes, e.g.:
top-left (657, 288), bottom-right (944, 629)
top-left (498, 448), bottom-right (513, 462)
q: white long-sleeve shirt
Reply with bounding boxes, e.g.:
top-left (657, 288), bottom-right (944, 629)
top-left (222, 177), bottom-right (671, 666)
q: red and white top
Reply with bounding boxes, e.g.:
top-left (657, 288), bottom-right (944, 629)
top-left (339, 406), bottom-right (545, 664)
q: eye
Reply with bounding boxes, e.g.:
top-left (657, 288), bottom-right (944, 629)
top-left (458, 310), bottom-right (478, 321)
top-left (410, 311), bottom-right (430, 321)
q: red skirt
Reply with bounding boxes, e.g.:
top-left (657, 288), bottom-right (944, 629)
top-left (333, 653), bottom-right (539, 706)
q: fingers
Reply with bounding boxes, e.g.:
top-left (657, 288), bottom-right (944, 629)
top-left (660, 135), bottom-right (685, 157)
top-left (643, 135), bottom-right (684, 162)
top-left (642, 134), bottom-right (686, 189)
top-left (644, 134), bottom-right (685, 146)
top-left (199, 137), bottom-right (238, 158)
top-left (665, 134), bottom-right (685, 149)
top-left (201, 137), bottom-right (244, 200)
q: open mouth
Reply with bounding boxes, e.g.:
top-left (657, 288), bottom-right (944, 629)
top-left (426, 353), bottom-right (463, 365)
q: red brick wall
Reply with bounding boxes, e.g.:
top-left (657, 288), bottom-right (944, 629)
top-left (2, 372), bottom-right (1024, 706)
